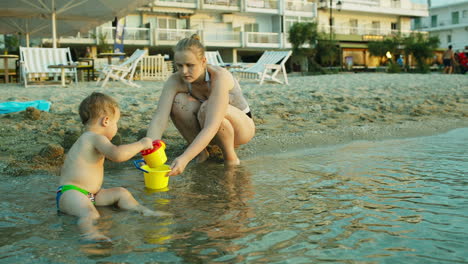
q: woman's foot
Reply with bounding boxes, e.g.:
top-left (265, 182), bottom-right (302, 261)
top-left (224, 158), bottom-right (240, 167)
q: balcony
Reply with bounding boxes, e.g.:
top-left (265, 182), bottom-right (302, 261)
top-left (319, 25), bottom-right (426, 39)
top-left (339, 0), bottom-right (428, 17)
top-left (202, 0), bottom-right (240, 11)
top-left (423, 17), bottom-right (468, 31)
top-left (245, 0), bottom-right (280, 14)
top-left (203, 31), bottom-right (242, 47)
top-left (152, 0), bottom-right (197, 9)
top-left (284, 1), bottom-right (316, 17)
top-left (153, 28), bottom-right (198, 46)
top-left (245, 32), bottom-right (281, 48)
top-left (100, 27), bottom-right (151, 45)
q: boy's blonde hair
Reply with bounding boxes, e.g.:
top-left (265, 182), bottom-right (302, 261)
top-left (79, 92), bottom-right (119, 125)
top-left (174, 34), bottom-right (205, 60)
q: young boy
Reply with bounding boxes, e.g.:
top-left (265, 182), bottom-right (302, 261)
top-left (57, 92), bottom-right (168, 242)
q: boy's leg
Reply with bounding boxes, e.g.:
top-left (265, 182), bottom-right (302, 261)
top-left (95, 187), bottom-right (171, 216)
top-left (59, 190), bottom-right (110, 241)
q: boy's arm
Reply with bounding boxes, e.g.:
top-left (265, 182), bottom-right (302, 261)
top-left (93, 135), bottom-right (153, 162)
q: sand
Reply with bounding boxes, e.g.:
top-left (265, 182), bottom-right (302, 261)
top-left (0, 73), bottom-right (467, 176)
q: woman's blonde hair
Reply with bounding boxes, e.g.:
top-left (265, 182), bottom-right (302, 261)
top-left (79, 92), bottom-right (119, 125)
top-left (174, 34), bottom-right (205, 60)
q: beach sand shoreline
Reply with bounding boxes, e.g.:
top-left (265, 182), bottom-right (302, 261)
top-left (1, 73), bottom-right (467, 176)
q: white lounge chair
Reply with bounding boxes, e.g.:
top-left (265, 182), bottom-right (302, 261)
top-left (232, 50), bottom-right (292, 85)
top-left (138, 55), bottom-right (172, 81)
top-left (19, 47), bottom-right (78, 87)
top-left (205, 51), bottom-right (226, 67)
top-left (96, 49), bottom-right (147, 88)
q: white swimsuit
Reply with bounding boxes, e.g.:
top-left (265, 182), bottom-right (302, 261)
top-left (187, 71), bottom-right (251, 115)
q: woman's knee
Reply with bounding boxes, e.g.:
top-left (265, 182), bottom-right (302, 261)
top-left (197, 101), bottom-right (209, 125)
top-left (171, 93), bottom-right (200, 119)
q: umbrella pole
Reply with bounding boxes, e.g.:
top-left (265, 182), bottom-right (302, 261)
top-left (26, 33), bottom-right (30, 47)
top-left (52, 0), bottom-right (57, 48)
top-left (52, 9), bottom-right (57, 48)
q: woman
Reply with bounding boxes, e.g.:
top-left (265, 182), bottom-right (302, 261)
top-left (147, 35), bottom-right (255, 176)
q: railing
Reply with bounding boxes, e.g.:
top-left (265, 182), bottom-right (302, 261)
top-left (246, 32), bottom-right (280, 45)
top-left (203, 0), bottom-right (239, 6)
top-left (320, 25), bottom-right (425, 36)
top-left (124, 27), bottom-right (150, 41)
top-left (203, 31), bottom-right (241, 43)
top-left (155, 0), bottom-right (196, 3)
top-left (246, 0), bottom-right (278, 9)
top-left (285, 0), bottom-right (315, 13)
top-left (154, 28), bottom-right (197, 42)
top-left (99, 27), bottom-right (150, 42)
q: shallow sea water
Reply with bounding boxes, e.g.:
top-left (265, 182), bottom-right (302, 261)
top-left (1, 128), bottom-right (467, 264)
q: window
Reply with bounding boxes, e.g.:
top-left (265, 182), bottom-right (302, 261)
top-left (451, 11), bottom-right (459, 24)
top-left (431, 15), bottom-right (437, 27)
top-left (284, 16), bottom-right (313, 32)
top-left (372, 21), bottom-right (380, 34)
top-left (463, 10), bottom-right (468, 18)
top-left (447, 34), bottom-right (451, 43)
top-left (244, 23), bottom-right (259, 32)
top-left (413, 17), bottom-right (421, 29)
top-left (350, 19), bottom-right (358, 34)
top-left (157, 18), bottom-right (186, 29)
top-left (391, 22), bottom-right (398, 31)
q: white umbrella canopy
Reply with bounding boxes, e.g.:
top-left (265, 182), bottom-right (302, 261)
top-left (0, 0), bottom-right (153, 48)
top-left (0, 15), bottom-right (92, 47)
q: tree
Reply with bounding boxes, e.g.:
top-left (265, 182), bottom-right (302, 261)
top-left (368, 36), bottom-right (402, 66)
top-left (288, 22), bottom-right (321, 72)
top-left (404, 33), bottom-right (439, 73)
top-left (315, 36), bottom-right (340, 67)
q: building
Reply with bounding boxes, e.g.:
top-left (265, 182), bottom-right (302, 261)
top-left (413, 1), bottom-right (468, 52)
top-left (318, 0), bottom-right (428, 68)
top-left (41, 0), bottom-right (428, 68)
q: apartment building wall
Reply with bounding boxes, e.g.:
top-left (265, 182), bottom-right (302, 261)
top-left (36, 0), bottom-right (428, 68)
top-left (414, 1), bottom-right (468, 51)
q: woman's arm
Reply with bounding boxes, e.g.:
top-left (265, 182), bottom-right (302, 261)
top-left (147, 75), bottom-right (182, 140)
top-left (178, 68), bottom-right (234, 163)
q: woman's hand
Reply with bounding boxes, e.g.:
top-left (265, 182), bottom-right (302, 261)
top-left (168, 155), bottom-right (190, 176)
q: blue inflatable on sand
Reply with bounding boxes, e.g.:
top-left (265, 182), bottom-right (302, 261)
top-left (0, 100), bottom-right (51, 114)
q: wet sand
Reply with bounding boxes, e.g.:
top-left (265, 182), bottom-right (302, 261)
top-left (0, 73), bottom-right (467, 176)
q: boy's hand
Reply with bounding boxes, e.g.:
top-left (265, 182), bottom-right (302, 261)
top-left (140, 137), bottom-right (154, 150)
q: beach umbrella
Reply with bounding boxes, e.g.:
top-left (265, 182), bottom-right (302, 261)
top-left (0, 14), bottom-right (92, 47)
top-left (0, 0), bottom-right (153, 48)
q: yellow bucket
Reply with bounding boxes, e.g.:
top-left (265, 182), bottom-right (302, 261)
top-left (141, 140), bottom-right (167, 168)
top-left (142, 164), bottom-right (171, 190)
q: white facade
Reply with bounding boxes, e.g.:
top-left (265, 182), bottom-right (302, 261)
top-left (318, 0), bottom-right (427, 36)
top-left (413, 1), bottom-right (468, 51)
top-left (41, 0), bottom-right (428, 65)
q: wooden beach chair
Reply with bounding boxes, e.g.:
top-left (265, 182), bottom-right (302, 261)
top-left (231, 50), bottom-right (292, 85)
top-left (138, 55), bottom-right (172, 81)
top-left (19, 47), bottom-right (78, 87)
top-left (96, 49), bottom-right (147, 88)
top-left (205, 51), bottom-right (226, 67)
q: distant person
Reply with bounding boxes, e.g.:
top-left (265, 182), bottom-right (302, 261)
top-left (147, 34), bottom-right (255, 176)
top-left (57, 92), bottom-right (169, 242)
top-left (85, 46), bottom-right (92, 58)
top-left (443, 45), bottom-right (455, 74)
top-left (396, 55), bottom-right (404, 68)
